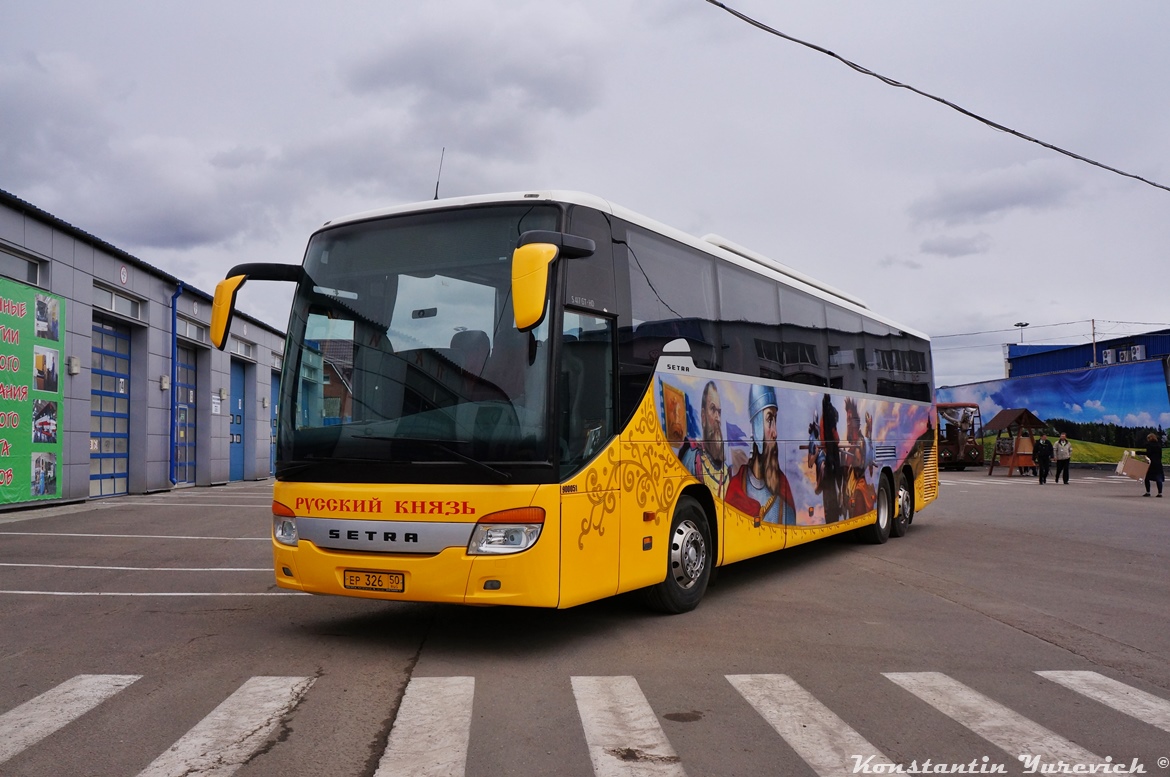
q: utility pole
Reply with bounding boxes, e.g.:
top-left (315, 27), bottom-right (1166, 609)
top-left (1091, 318), bottom-right (1097, 366)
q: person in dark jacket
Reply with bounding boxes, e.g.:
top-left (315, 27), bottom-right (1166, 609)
top-left (1033, 432), bottom-right (1054, 485)
top-left (1141, 432), bottom-right (1164, 497)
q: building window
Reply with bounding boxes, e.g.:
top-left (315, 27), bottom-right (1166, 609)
top-left (177, 317), bottom-right (208, 343)
top-left (230, 337), bottom-right (255, 359)
top-left (0, 249), bottom-right (40, 285)
top-left (94, 285), bottom-right (142, 320)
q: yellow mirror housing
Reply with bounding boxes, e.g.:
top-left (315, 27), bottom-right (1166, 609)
top-left (511, 243), bottom-right (558, 331)
top-left (210, 275), bottom-right (247, 350)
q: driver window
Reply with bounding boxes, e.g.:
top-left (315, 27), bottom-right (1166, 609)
top-left (560, 311), bottom-right (615, 472)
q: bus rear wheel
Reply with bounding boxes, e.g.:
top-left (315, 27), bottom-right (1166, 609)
top-left (891, 474), bottom-right (913, 538)
top-left (858, 475), bottom-right (893, 544)
top-left (642, 496), bottom-right (712, 614)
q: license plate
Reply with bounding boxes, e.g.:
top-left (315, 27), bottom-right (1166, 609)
top-left (343, 569), bottom-right (405, 593)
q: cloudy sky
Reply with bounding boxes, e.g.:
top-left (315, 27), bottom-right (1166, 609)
top-left (5, 1), bottom-right (1169, 387)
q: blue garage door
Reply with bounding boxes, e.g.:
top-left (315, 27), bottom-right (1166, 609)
top-left (90, 319), bottom-right (130, 497)
top-left (174, 345), bottom-right (197, 484)
top-left (229, 360), bottom-right (245, 481)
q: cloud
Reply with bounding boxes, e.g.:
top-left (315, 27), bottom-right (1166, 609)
top-left (909, 161), bottom-right (1079, 227)
top-left (1, 15), bottom-right (608, 257)
top-left (1124, 411), bottom-right (1156, 427)
top-left (878, 255), bottom-right (923, 270)
top-left (919, 232), bottom-right (992, 258)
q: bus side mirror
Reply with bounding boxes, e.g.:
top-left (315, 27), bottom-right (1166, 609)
top-left (211, 275), bottom-right (248, 350)
top-left (511, 230), bottom-right (595, 331)
top-left (209, 263), bottom-right (304, 350)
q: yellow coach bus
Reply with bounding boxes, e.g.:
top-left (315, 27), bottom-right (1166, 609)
top-left (211, 191), bottom-right (938, 613)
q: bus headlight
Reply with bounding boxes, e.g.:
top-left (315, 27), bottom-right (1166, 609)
top-left (272, 501), bottom-right (299, 547)
top-left (468, 507), bottom-right (544, 555)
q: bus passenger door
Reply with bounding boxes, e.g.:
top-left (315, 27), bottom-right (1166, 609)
top-left (557, 311), bottom-right (621, 608)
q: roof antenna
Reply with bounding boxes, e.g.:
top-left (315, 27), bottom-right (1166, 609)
top-left (433, 147), bottom-right (445, 200)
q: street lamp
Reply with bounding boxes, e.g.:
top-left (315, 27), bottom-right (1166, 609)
top-left (1014, 322), bottom-right (1029, 343)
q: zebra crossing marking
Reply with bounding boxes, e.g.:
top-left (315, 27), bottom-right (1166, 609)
top-left (1038, 670), bottom-right (1170, 733)
top-left (728, 674), bottom-right (892, 777)
top-left (374, 676), bottom-right (475, 777)
top-left (572, 675), bottom-right (686, 777)
top-left (0, 674), bottom-right (141, 766)
top-left (5, 669), bottom-right (1169, 775)
top-left (884, 672), bottom-right (1100, 763)
top-left (136, 675), bottom-right (314, 777)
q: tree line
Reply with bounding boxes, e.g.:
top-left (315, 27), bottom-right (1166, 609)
top-left (1043, 419), bottom-right (1166, 448)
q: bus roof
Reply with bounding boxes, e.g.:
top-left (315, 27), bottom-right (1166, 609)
top-left (320, 190), bottom-right (930, 342)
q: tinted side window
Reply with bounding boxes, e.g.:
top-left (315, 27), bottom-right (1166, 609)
top-left (869, 328), bottom-right (933, 401)
top-left (778, 288), bottom-right (828, 386)
top-left (718, 263), bottom-right (781, 378)
top-left (826, 304), bottom-right (864, 392)
top-left (627, 228), bottom-right (719, 369)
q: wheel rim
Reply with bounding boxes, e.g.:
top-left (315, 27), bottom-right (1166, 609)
top-left (670, 519), bottom-right (707, 590)
top-left (877, 487), bottom-right (890, 530)
top-left (899, 483), bottom-right (913, 521)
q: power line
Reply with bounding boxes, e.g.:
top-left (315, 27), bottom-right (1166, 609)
top-left (933, 320), bottom-right (1089, 339)
top-left (704, 0), bottom-right (1170, 194)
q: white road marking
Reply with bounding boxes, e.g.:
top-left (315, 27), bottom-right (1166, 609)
top-left (0, 590), bottom-right (302, 596)
top-left (0, 674), bottom-right (141, 765)
top-left (885, 672), bottom-right (1099, 763)
top-left (728, 673), bottom-right (891, 777)
top-left (136, 675), bottom-right (314, 777)
top-left (113, 502), bottom-right (273, 507)
top-left (1038, 671), bottom-right (1170, 733)
top-left (572, 675), bottom-right (686, 777)
top-left (0, 563), bottom-right (268, 571)
top-left (374, 676), bottom-right (475, 777)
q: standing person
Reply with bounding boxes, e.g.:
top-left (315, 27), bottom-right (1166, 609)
top-left (1033, 432), bottom-right (1054, 485)
top-left (1053, 433), bottom-right (1073, 484)
top-left (1141, 432), bottom-right (1164, 497)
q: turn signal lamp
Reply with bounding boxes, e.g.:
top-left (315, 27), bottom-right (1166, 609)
top-left (468, 507), bottom-right (544, 555)
top-left (272, 500), bottom-right (298, 547)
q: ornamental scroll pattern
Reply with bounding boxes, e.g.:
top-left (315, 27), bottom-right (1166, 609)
top-left (574, 389), bottom-right (688, 550)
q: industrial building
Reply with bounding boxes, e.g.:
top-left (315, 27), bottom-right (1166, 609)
top-left (0, 188), bottom-right (285, 509)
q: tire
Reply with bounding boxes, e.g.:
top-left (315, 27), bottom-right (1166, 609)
top-left (642, 496), bottom-right (712, 614)
top-left (891, 473), bottom-right (913, 538)
top-left (858, 475), bottom-right (893, 545)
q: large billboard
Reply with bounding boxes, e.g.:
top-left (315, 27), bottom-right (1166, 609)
top-left (937, 359), bottom-right (1170, 447)
top-left (0, 276), bottom-right (65, 504)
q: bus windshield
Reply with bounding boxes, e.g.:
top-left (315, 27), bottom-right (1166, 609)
top-left (279, 204), bottom-right (561, 483)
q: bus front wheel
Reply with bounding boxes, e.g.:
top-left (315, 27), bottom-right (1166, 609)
top-left (642, 496), bottom-right (712, 614)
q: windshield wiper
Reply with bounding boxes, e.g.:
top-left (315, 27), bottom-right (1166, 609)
top-left (421, 440), bottom-right (511, 482)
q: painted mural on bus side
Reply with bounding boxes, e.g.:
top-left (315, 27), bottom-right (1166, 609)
top-left (655, 372), bottom-right (932, 526)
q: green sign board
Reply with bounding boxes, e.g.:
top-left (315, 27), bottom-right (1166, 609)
top-left (0, 277), bottom-right (65, 504)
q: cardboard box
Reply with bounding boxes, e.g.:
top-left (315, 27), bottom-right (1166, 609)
top-left (1116, 451), bottom-right (1149, 481)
